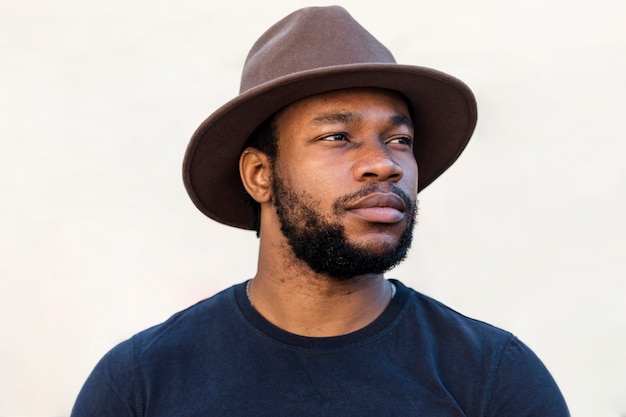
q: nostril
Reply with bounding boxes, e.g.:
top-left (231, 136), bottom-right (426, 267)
top-left (358, 160), bottom-right (403, 181)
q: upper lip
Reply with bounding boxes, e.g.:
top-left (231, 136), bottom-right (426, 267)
top-left (346, 193), bottom-right (407, 212)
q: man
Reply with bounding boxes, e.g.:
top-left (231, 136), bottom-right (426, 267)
top-left (71, 6), bottom-right (569, 416)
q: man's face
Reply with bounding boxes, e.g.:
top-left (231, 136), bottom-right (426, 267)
top-left (269, 88), bottom-right (419, 279)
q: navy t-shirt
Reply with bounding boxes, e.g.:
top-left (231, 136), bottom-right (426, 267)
top-left (71, 280), bottom-right (569, 416)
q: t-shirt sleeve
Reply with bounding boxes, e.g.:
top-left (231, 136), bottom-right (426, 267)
top-left (70, 340), bottom-right (138, 417)
top-left (484, 336), bottom-right (570, 417)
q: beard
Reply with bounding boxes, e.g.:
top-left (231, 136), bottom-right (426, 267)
top-left (271, 169), bottom-right (418, 280)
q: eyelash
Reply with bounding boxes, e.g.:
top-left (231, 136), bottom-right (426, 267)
top-left (320, 133), bottom-right (348, 141)
top-left (390, 136), bottom-right (413, 146)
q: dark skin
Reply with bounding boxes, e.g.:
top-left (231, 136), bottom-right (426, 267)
top-left (239, 88), bottom-right (418, 337)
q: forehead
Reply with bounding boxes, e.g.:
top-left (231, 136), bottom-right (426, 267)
top-left (276, 88), bottom-right (412, 127)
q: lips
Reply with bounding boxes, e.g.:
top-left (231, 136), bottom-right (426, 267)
top-left (345, 193), bottom-right (407, 223)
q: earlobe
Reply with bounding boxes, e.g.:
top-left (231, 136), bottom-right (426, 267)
top-left (239, 147), bottom-right (272, 203)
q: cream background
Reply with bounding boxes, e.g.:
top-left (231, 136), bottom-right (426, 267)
top-left (1, 0), bottom-right (625, 415)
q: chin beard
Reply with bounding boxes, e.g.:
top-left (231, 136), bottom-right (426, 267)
top-left (271, 170), bottom-right (417, 280)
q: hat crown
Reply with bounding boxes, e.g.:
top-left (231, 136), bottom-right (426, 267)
top-left (240, 6), bottom-right (396, 93)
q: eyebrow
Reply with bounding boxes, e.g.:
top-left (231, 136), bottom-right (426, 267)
top-left (310, 112), bottom-right (362, 126)
top-left (390, 114), bottom-right (414, 130)
top-left (310, 112), bottom-right (413, 129)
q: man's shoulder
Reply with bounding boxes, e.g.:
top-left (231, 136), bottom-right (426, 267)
top-left (108, 283), bottom-right (242, 362)
top-left (399, 282), bottom-right (514, 351)
top-left (395, 282), bottom-right (569, 415)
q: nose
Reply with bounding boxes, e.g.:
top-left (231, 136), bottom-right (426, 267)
top-left (352, 141), bottom-right (403, 183)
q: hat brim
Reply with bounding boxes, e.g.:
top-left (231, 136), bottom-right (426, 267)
top-left (183, 63), bottom-right (477, 230)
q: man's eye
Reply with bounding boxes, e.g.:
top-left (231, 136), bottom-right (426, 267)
top-left (389, 136), bottom-right (413, 146)
top-left (320, 133), bottom-right (348, 141)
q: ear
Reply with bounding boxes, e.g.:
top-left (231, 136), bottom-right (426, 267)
top-left (239, 147), bottom-right (272, 203)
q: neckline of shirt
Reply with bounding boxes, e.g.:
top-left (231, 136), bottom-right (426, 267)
top-left (233, 279), bottom-right (410, 351)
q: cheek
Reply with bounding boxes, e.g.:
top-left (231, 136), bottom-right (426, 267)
top-left (400, 156), bottom-right (418, 189)
top-left (409, 163), bottom-right (419, 191)
top-left (289, 165), bottom-right (351, 214)
top-left (298, 168), bottom-right (342, 200)
top-left (282, 154), bottom-right (348, 190)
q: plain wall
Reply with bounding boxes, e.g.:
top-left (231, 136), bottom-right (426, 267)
top-left (1, 0), bottom-right (625, 415)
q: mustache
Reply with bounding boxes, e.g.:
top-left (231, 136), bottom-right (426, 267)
top-left (333, 183), bottom-right (415, 214)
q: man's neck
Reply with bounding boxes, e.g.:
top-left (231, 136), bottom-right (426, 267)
top-left (247, 258), bottom-right (394, 337)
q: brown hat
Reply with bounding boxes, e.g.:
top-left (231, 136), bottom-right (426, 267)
top-left (183, 5), bottom-right (477, 230)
